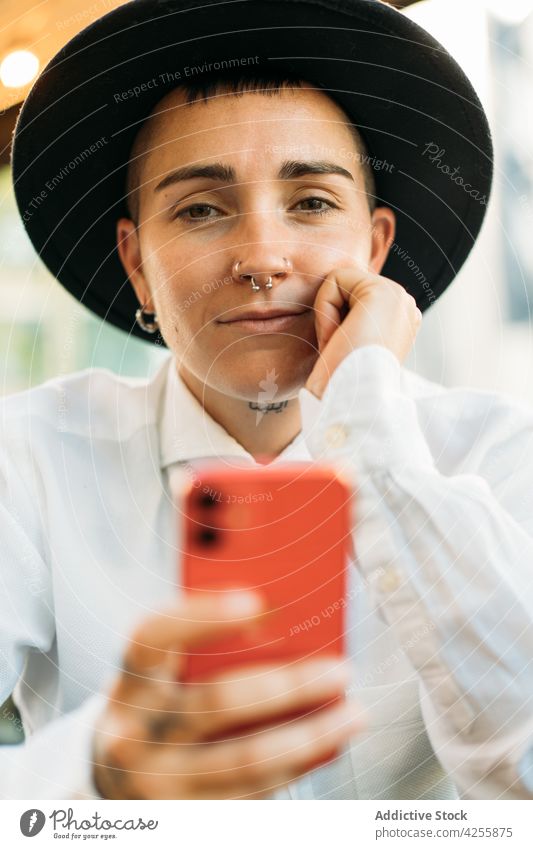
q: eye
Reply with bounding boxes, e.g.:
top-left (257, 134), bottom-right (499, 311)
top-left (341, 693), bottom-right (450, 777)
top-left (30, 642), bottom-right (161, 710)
top-left (171, 196), bottom-right (339, 224)
top-left (294, 196), bottom-right (339, 215)
top-left (172, 203), bottom-right (220, 222)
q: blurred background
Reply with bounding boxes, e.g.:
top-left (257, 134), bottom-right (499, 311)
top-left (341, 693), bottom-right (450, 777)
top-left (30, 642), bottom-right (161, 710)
top-left (1, 0), bottom-right (533, 741)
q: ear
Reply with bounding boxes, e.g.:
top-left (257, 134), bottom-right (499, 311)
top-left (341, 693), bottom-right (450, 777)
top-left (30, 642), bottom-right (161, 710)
top-left (368, 206), bottom-right (396, 275)
top-left (116, 217), bottom-right (154, 310)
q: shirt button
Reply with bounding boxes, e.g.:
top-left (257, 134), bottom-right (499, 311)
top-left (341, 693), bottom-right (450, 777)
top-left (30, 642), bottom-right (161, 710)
top-left (378, 568), bottom-right (402, 593)
top-left (325, 424), bottom-right (348, 448)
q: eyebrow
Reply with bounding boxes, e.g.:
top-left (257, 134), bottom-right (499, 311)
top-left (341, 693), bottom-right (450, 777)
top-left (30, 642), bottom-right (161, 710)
top-left (154, 159), bottom-right (355, 193)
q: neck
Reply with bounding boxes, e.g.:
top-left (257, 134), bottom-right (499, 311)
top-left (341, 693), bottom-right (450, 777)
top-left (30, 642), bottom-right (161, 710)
top-left (177, 365), bottom-right (302, 464)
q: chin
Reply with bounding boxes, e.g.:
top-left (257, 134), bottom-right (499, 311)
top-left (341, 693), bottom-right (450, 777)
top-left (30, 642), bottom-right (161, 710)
top-left (217, 361), bottom-right (310, 402)
top-left (195, 339), bottom-right (316, 396)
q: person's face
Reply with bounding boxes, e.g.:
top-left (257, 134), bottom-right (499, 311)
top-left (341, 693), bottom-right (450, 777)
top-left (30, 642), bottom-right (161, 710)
top-left (117, 83), bottom-right (395, 400)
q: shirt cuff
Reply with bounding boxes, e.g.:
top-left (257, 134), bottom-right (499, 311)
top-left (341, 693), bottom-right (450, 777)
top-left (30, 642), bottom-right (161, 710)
top-left (298, 344), bottom-right (435, 474)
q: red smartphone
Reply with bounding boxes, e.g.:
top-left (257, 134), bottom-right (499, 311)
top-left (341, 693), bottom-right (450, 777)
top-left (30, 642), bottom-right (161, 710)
top-left (177, 460), bottom-right (353, 768)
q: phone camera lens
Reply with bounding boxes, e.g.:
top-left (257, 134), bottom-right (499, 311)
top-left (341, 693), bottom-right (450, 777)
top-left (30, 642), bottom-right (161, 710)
top-left (197, 528), bottom-right (218, 546)
top-left (197, 493), bottom-right (219, 509)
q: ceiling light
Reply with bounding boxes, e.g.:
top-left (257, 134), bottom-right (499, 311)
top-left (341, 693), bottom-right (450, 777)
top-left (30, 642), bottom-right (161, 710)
top-left (0, 50), bottom-right (39, 89)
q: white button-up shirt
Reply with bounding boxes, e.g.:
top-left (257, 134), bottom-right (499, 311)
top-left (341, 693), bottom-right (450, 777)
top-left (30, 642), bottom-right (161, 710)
top-left (1, 344), bottom-right (533, 800)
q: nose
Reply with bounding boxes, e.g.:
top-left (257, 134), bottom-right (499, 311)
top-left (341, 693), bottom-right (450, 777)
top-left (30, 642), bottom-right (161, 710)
top-left (232, 256), bottom-right (293, 291)
top-left (229, 203), bottom-right (297, 291)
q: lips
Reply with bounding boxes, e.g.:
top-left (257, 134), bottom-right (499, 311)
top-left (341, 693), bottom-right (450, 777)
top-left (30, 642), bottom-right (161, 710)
top-left (219, 307), bottom-right (310, 323)
top-left (217, 311), bottom-right (311, 334)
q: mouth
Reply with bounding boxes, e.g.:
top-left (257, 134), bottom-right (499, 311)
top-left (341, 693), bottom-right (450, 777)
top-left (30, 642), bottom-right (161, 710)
top-left (217, 308), bottom-right (312, 334)
top-left (219, 307), bottom-right (311, 322)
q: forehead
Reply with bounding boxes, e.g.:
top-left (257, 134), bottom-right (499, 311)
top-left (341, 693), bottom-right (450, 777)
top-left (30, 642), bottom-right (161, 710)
top-left (134, 83), bottom-right (357, 179)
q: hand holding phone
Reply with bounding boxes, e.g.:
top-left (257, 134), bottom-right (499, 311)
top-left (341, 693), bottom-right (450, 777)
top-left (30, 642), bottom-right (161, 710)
top-left (92, 592), bottom-right (362, 799)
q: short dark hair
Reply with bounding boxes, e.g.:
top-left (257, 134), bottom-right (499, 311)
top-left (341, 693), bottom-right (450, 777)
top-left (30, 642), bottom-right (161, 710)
top-left (125, 73), bottom-right (377, 224)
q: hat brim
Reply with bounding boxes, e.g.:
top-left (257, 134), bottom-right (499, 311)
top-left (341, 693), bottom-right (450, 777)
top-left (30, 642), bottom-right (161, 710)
top-left (11, 0), bottom-right (493, 345)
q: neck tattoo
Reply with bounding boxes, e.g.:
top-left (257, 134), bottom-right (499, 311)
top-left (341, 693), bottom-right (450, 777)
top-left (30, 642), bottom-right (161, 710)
top-left (248, 401), bottom-right (288, 414)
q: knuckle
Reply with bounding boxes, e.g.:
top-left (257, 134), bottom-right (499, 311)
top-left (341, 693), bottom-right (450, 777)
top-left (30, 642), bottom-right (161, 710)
top-left (263, 667), bottom-right (292, 702)
top-left (313, 704), bottom-right (348, 741)
top-left (238, 740), bottom-right (270, 778)
top-left (144, 710), bottom-right (181, 741)
top-left (127, 618), bottom-right (151, 648)
top-left (313, 708), bottom-right (336, 739)
top-left (387, 278), bottom-right (402, 293)
top-left (399, 293), bottom-right (414, 312)
top-left (241, 760), bottom-right (267, 785)
top-left (293, 667), bottom-right (323, 701)
top-left (189, 746), bottom-right (224, 779)
top-left (201, 680), bottom-right (231, 716)
top-left (106, 734), bottom-right (132, 770)
top-left (287, 720), bottom-right (316, 756)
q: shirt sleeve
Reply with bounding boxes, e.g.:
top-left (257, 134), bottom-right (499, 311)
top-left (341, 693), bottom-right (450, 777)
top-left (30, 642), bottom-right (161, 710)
top-left (0, 426), bottom-right (106, 800)
top-left (298, 344), bottom-right (533, 800)
top-left (0, 693), bottom-right (108, 800)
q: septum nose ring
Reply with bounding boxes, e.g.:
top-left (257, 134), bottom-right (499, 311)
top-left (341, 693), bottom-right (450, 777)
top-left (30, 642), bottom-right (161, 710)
top-left (233, 258), bottom-right (292, 292)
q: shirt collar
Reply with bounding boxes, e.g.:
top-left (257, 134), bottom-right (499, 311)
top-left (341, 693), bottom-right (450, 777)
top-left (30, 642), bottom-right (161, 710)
top-left (158, 355), bottom-right (308, 468)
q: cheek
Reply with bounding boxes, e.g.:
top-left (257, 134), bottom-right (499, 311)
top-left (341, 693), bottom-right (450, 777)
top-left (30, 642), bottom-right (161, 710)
top-left (141, 257), bottom-right (196, 326)
top-left (145, 243), bottom-right (222, 312)
top-left (342, 212), bottom-right (374, 262)
top-left (158, 297), bottom-right (217, 359)
top-left (305, 215), bottom-right (373, 268)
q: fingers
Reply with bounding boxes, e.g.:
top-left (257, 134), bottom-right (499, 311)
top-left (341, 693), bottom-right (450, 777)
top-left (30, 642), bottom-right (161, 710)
top-left (313, 266), bottom-right (421, 341)
top-left (310, 267), bottom-right (422, 377)
top-left (180, 656), bottom-right (352, 740)
top-left (121, 592), bottom-right (267, 680)
top-left (143, 698), bottom-right (364, 798)
top-left (312, 266), bottom-right (382, 352)
top-left (188, 698), bottom-right (362, 778)
top-left (313, 272), bottom-right (346, 349)
top-left (109, 655), bottom-right (351, 747)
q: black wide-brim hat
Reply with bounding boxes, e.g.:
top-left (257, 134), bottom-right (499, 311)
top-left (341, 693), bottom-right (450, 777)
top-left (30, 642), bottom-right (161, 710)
top-left (11, 0), bottom-right (493, 345)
